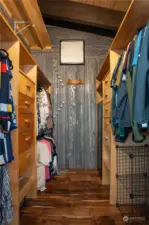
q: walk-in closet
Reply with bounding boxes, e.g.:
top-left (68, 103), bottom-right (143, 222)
top-left (0, 0), bottom-right (149, 225)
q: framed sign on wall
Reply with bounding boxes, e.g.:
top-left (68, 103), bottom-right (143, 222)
top-left (60, 40), bottom-right (85, 65)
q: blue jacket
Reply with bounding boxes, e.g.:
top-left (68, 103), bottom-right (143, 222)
top-left (133, 22), bottom-right (149, 124)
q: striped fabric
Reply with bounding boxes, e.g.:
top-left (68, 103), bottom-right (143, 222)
top-left (0, 103), bottom-right (12, 112)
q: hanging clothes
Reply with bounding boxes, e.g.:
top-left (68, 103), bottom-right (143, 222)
top-left (111, 53), bottom-right (131, 142)
top-left (36, 84), bottom-right (58, 189)
top-left (37, 87), bottom-right (54, 138)
top-left (133, 23), bottom-right (149, 125)
top-left (126, 33), bottom-right (145, 143)
top-left (0, 50), bottom-right (17, 165)
top-left (0, 49), bottom-right (16, 225)
top-left (36, 141), bottom-right (52, 192)
top-left (39, 139), bottom-right (52, 180)
top-left (0, 165), bottom-right (13, 225)
top-left (43, 136), bottom-right (58, 176)
top-left (110, 23), bottom-right (149, 143)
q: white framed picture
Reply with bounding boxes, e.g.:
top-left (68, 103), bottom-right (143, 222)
top-left (60, 40), bottom-right (85, 65)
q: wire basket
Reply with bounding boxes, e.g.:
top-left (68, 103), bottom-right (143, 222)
top-left (116, 145), bottom-right (149, 224)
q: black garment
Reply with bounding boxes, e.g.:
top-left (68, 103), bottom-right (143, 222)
top-left (111, 54), bottom-right (123, 88)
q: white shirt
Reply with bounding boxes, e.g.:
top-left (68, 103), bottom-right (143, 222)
top-left (36, 141), bottom-right (51, 192)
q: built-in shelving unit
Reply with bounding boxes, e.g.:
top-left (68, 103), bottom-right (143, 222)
top-left (0, 7), bottom-right (51, 224)
top-left (97, 0), bottom-right (149, 205)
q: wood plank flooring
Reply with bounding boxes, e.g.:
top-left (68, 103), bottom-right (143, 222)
top-left (20, 170), bottom-right (124, 225)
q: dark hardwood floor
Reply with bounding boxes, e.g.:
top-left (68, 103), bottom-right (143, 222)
top-left (20, 170), bottom-right (124, 225)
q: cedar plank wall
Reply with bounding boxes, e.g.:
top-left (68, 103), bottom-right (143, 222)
top-left (32, 25), bottom-right (112, 169)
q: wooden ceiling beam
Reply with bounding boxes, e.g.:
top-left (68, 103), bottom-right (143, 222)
top-left (38, 0), bottom-right (125, 31)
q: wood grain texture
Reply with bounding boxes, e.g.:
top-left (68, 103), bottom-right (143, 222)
top-left (19, 93), bottom-right (35, 114)
top-left (20, 170), bottom-right (124, 225)
top-left (32, 25), bottom-right (112, 169)
top-left (46, 0), bottom-right (130, 12)
top-left (111, 0), bottom-right (149, 50)
top-left (19, 150), bottom-right (32, 176)
top-left (19, 131), bottom-right (34, 153)
top-left (38, 0), bottom-right (125, 31)
top-left (19, 114), bottom-right (34, 133)
top-left (0, 14), bottom-right (18, 41)
top-left (19, 72), bottom-right (35, 98)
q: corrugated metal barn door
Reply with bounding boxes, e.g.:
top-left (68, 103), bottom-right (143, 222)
top-left (32, 25), bottom-right (112, 169)
top-left (52, 56), bottom-right (96, 169)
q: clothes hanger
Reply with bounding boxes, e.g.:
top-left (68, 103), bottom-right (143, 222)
top-left (0, 49), bottom-right (13, 70)
top-left (0, 49), bottom-right (9, 59)
top-left (37, 84), bottom-right (43, 92)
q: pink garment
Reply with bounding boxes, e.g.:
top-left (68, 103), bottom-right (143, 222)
top-left (39, 139), bottom-right (52, 180)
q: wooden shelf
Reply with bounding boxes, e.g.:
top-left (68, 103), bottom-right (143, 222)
top-left (97, 53), bottom-right (110, 81)
top-left (97, 82), bottom-right (103, 93)
top-left (97, 0), bottom-right (149, 81)
top-left (0, 14), bottom-right (18, 42)
top-left (19, 177), bottom-right (35, 203)
top-left (20, 43), bottom-right (36, 65)
top-left (111, 0), bottom-right (149, 50)
top-left (19, 69), bottom-right (36, 84)
top-left (0, 12), bottom-right (36, 65)
top-left (1, 0), bottom-right (51, 49)
top-left (37, 67), bottom-right (51, 88)
top-left (0, 12), bottom-right (51, 85)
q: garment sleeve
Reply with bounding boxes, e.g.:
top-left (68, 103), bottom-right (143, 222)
top-left (9, 84), bottom-right (17, 131)
top-left (38, 142), bottom-right (51, 166)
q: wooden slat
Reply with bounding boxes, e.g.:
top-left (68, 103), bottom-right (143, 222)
top-left (114, 0), bottom-right (131, 12)
top-left (69, 0), bottom-right (130, 12)
top-left (105, 0), bottom-right (115, 9)
top-left (86, 0), bottom-right (93, 4)
top-left (93, 0), bottom-right (106, 7)
top-left (38, 0), bottom-right (125, 31)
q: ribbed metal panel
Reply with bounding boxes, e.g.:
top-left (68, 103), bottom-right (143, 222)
top-left (32, 25), bottom-right (112, 169)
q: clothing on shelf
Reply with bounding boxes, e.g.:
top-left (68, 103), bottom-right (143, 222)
top-left (36, 87), bottom-right (58, 190)
top-left (37, 141), bottom-right (52, 192)
top-left (39, 139), bottom-right (52, 180)
top-left (44, 137), bottom-right (58, 176)
top-left (0, 49), bottom-right (16, 225)
top-left (37, 86), bottom-right (54, 137)
top-left (37, 138), bottom-right (58, 191)
top-left (110, 24), bottom-right (148, 143)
